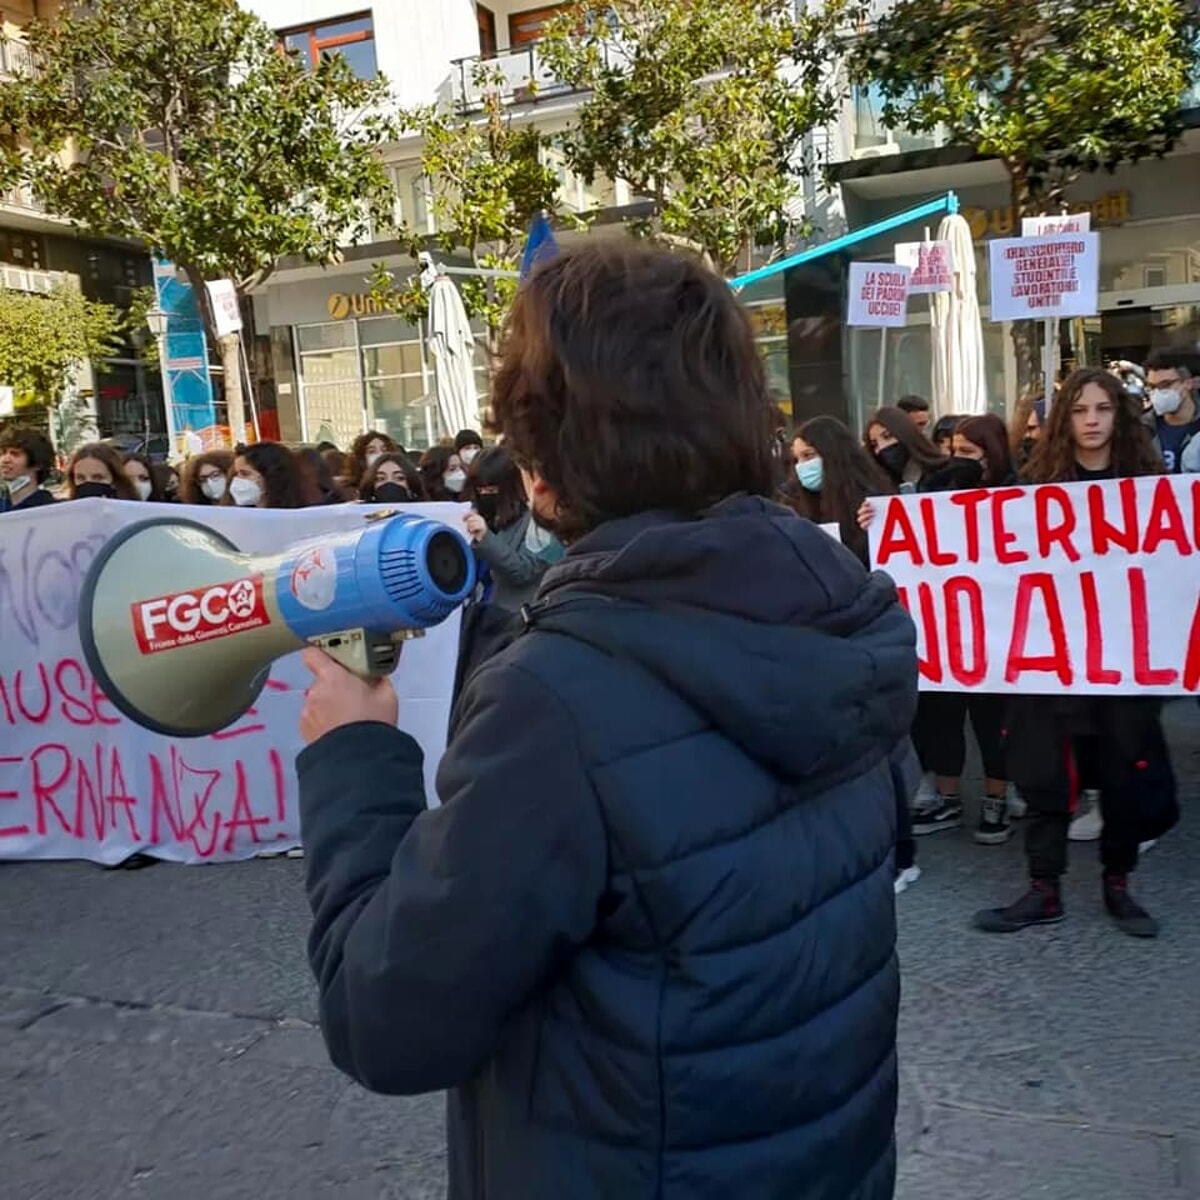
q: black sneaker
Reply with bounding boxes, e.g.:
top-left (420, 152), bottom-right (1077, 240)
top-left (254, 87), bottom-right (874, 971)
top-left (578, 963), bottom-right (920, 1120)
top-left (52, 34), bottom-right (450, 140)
top-left (911, 795), bottom-right (963, 835)
top-left (974, 793), bottom-right (1013, 845)
top-left (974, 881), bottom-right (1065, 933)
top-left (1103, 875), bottom-right (1159, 938)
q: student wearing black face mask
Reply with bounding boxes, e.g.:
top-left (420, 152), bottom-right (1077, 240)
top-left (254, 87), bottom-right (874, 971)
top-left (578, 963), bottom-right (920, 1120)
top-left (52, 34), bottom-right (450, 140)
top-left (67, 443), bottom-right (139, 501)
top-left (359, 452), bottom-right (425, 504)
top-left (909, 414), bottom-right (1017, 844)
top-left (862, 406), bottom-right (947, 493)
top-left (461, 445), bottom-right (558, 611)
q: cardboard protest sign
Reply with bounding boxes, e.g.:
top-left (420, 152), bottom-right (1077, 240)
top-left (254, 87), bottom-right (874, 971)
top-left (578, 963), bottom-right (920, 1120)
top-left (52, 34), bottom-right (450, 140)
top-left (894, 241), bottom-right (954, 295)
top-left (1021, 212), bottom-right (1092, 238)
top-left (847, 262), bottom-right (911, 328)
top-left (868, 477), bottom-right (1200, 694)
top-left (0, 499), bottom-right (463, 865)
top-left (989, 233), bottom-right (1099, 321)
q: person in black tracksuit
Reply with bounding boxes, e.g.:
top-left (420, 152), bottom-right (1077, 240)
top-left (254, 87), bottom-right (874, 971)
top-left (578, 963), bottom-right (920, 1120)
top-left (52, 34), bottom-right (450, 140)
top-left (975, 368), bottom-right (1171, 939)
top-left (909, 414), bottom-right (1016, 845)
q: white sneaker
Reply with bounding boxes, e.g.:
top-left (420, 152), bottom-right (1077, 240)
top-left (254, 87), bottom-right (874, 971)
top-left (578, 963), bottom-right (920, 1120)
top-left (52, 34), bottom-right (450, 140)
top-left (1139, 839), bottom-right (1157, 854)
top-left (894, 865), bottom-right (922, 895)
top-left (1007, 784), bottom-right (1027, 820)
top-left (1068, 791), bottom-right (1103, 842)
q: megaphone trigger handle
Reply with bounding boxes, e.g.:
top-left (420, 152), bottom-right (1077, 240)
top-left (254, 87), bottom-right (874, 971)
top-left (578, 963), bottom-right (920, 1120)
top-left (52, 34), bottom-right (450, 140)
top-left (307, 627), bottom-right (423, 679)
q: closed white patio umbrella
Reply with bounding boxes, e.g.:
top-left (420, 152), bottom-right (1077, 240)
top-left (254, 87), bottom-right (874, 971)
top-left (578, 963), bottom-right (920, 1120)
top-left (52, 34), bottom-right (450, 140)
top-left (427, 273), bottom-right (479, 435)
top-left (931, 214), bottom-right (988, 417)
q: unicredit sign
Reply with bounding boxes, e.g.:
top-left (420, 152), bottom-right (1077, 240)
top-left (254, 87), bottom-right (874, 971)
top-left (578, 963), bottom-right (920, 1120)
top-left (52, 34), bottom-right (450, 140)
top-left (132, 577), bottom-right (270, 654)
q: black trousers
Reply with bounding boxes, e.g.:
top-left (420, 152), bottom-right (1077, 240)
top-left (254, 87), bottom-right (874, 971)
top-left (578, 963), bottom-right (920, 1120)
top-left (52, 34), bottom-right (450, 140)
top-left (1025, 736), bottom-right (1140, 881)
top-left (912, 691), bottom-right (1007, 782)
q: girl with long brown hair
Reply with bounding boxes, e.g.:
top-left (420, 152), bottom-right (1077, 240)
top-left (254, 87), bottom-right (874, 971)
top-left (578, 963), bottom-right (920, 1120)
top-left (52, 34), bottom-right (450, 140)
top-left (862, 405), bottom-right (947, 491)
top-left (975, 368), bottom-right (1168, 939)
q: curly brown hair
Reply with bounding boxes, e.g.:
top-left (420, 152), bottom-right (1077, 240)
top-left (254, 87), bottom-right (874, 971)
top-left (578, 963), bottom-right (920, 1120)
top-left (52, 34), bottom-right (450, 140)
top-left (489, 240), bottom-right (777, 541)
top-left (1022, 368), bottom-right (1161, 484)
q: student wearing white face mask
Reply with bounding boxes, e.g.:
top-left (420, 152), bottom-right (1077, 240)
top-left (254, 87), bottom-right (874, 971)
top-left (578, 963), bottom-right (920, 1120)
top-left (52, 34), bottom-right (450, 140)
top-left (785, 416), bottom-right (920, 894)
top-left (1143, 349), bottom-right (1200, 473)
top-left (0, 427), bottom-right (57, 513)
top-left (222, 442), bottom-right (308, 510)
top-left (181, 450), bottom-right (233, 505)
top-left (122, 452), bottom-right (168, 502)
top-left (455, 428), bottom-right (484, 467)
top-left (418, 444), bottom-right (468, 501)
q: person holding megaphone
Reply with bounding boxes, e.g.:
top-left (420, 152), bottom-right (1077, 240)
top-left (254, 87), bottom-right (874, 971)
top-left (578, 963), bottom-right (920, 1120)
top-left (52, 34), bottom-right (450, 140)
top-left (294, 241), bottom-right (915, 1200)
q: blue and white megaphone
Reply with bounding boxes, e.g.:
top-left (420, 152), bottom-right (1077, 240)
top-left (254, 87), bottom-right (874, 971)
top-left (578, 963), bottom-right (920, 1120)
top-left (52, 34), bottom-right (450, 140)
top-left (78, 511), bottom-right (475, 738)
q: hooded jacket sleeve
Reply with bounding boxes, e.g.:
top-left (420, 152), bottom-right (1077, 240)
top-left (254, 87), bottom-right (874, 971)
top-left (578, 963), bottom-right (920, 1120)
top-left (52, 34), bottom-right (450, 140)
top-left (298, 659), bottom-right (608, 1097)
top-left (473, 522), bottom-right (550, 589)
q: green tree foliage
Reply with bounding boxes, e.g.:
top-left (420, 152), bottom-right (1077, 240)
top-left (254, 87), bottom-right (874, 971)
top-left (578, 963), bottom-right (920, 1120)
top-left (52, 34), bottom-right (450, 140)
top-left (0, 0), bottom-right (397, 440)
top-left (540, 0), bottom-right (860, 276)
top-left (853, 0), bottom-right (1198, 213)
top-left (0, 285), bottom-right (123, 449)
top-left (852, 0), bottom-right (1200, 385)
top-left (371, 66), bottom-right (560, 354)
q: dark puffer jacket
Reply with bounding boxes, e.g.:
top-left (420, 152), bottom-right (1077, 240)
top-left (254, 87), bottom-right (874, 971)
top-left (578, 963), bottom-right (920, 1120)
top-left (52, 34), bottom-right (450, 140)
top-left (299, 495), bottom-right (919, 1200)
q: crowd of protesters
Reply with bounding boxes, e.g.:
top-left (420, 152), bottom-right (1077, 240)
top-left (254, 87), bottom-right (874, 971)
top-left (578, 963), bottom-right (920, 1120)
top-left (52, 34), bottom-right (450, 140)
top-left (778, 351), bottom-right (1192, 938)
top-left (0, 342), bottom-right (1190, 940)
top-left (0, 424), bottom-right (563, 615)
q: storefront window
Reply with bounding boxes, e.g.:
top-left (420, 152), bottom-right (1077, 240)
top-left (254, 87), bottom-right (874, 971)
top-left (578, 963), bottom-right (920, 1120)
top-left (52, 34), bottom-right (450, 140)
top-left (1099, 218), bottom-right (1200, 293)
top-left (294, 315), bottom-right (447, 450)
top-left (745, 300), bottom-right (791, 415)
top-left (848, 315), bottom-right (1011, 433)
top-left (94, 359), bottom-right (160, 440)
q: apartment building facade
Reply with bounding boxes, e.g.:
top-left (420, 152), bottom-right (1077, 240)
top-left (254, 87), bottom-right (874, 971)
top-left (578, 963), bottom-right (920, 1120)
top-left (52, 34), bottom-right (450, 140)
top-left (243, 1), bottom-right (622, 448)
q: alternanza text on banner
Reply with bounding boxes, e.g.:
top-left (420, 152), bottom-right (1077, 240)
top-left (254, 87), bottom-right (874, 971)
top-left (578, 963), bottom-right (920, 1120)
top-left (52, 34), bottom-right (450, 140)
top-left (868, 476), bottom-right (1200, 695)
top-left (0, 499), bottom-right (462, 865)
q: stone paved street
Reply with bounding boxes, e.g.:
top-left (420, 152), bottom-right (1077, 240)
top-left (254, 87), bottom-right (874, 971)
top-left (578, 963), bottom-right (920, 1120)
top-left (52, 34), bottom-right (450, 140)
top-left (2, 705), bottom-right (1198, 1199)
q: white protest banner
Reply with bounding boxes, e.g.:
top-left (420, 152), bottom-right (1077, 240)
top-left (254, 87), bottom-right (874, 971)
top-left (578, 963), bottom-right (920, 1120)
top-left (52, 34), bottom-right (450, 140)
top-left (989, 232), bottom-right (1099, 322)
top-left (894, 241), bottom-right (954, 295)
top-left (0, 499), bottom-right (464, 865)
top-left (868, 477), bottom-right (1200, 694)
top-left (1021, 211), bottom-right (1091, 238)
top-left (205, 279), bottom-right (243, 337)
top-left (847, 262), bottom-right (912, 328)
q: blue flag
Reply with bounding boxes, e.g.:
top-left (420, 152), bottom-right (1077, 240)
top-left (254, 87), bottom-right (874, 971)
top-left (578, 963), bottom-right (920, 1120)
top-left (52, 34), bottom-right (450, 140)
top-left (520, 212), bottom-right (560, 281)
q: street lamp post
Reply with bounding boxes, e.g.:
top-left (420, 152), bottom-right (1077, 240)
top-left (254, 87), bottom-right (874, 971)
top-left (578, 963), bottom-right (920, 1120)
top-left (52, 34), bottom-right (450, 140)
top-left (145, 306), bottom-right (179, 459)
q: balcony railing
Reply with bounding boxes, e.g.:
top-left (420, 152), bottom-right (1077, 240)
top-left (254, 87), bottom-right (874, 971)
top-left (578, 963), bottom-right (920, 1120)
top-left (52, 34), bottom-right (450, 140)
top-left (452, 40), bottom-right (588, 113)
top-left (0, 184), bottom-right (45, 213)
top-left (0, 37), bottom-right (37, 79)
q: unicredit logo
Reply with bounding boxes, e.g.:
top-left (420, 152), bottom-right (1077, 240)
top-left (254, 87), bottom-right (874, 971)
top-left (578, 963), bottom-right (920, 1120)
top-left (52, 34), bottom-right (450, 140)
top-left (132, 576), bottom-right (270, 654)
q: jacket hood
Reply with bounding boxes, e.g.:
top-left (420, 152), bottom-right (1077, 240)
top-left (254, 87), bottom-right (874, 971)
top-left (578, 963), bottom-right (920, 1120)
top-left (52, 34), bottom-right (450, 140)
top-left (525, 495), bottom-right (917, 782)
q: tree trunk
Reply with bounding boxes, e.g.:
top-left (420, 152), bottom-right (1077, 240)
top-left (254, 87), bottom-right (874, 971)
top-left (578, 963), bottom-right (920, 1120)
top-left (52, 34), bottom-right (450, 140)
top-left (1007, 165), bottom-right (1042, 398)
top-left (220, 333), bottom-right (248, 445)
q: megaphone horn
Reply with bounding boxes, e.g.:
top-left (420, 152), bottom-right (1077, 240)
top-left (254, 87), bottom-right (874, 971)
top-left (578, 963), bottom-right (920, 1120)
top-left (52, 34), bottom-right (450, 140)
top-left (78, 512), bottom-right (475, 739)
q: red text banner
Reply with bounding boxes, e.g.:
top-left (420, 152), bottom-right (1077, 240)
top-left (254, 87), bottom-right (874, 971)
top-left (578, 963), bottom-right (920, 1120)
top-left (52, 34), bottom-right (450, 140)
top-left (0, 499), bottom-right (464, 865)
top-left (868, 477), bottom-right (1200, 695)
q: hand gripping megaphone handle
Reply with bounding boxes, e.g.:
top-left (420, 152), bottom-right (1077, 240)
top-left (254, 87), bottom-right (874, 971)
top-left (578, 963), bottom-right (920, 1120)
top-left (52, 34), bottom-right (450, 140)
top-left (307, 625), bottom-right (422, 678)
